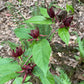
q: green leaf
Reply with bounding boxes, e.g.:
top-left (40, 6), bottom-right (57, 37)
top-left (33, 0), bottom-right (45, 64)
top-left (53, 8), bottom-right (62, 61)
top-left (59, 70), bottom-right (71, 84)
top-left (32, 6), bottom-right (41, 16)
top-left (74, 55), bottom-right (80, 60)
top-left (0, 58), bottom-right (13, 65)
top-left (14, 28), bottom-right (33, 39)
top-left (0, 63), bottom-right (21, 84)
top-left (39, 7), bottom-right (50, 18)
top-left (79, 81), bottom-right (84, 84)
top-left (8, 41), bottom-right (18, 50)
top-left (54, 70), bottom-right (72, 84)
top-left (0, 41), bottom-right (18, 50)
top-left (13, 77), bottom-right (23, 84)
top-left (46, 70), bottom-right (55, 84)
top-left (66, 4), bottom-right (74, 14)
top-left (33, 66), bottom-right (55, 84)
top-left (24, 16), bottom-right (53, 24)
top-left (78, 0), bottom-right (80, 3)
top-left (24, 76), bottom-right (32, 84)
top-left (77, 37), bottom-right (84, 58)
top-left (72, 32), bottom-right (84, 58)
top-left (36, 24), bottom-right (52, 37)
top-left (24, 82), bottom-right (32, 84)
top-left (54, 75), bottom-right (63, 84)
top-left (32, 39), bottom-right (51, 75)
top-left (58, 28), bottom-right (70, 45)
top-left (25, 76), bottom-right (31, 82)
top-left (13, 76), bottom-right (31, 84)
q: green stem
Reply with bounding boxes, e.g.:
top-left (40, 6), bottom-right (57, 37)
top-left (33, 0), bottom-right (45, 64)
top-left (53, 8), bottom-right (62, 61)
top-left (18, 56), bottom-right (22, 65)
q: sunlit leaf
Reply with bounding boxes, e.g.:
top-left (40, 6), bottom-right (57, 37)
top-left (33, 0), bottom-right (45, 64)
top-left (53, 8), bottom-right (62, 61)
top-left (24, 16), bottom-right (53, 24)
top-left (39, 7), bottom-right (49, 18)
top-left (14, 28), bottom-right (33, 39)
top-left (0, 63), bottom-right (21, 84)
top-left (33, 66), bottom-right (55, 84)
top-left (32, 39), bottom-right (51, 75)
top-left (13, 77), bottom-right (23, 84)
top-left (0, 58), bottom-right (13, 65)
top-left (58, 28), bottom-right (70, 45)
top-left (66, 4), bottom-right (74, 14)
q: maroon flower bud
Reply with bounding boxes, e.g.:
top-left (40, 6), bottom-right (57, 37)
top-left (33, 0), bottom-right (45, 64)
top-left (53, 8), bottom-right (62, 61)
top-left (17, 63), bottom-right (36, 83)
top-left (22, 63), bottom-right (36, 75)
top-left (63, 16), bottom-right (73, 27)
top-left (47, 7), bottom-right (55, 18)
top-left (28, 28), bottom-right (47, 41)
top-left (29, 29), bottom-right (39, 39)
top-left (11, 46), bottom-right (24, 58)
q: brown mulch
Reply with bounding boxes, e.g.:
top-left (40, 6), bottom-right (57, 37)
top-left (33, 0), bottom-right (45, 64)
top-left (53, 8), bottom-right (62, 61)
top-left (0, 0), bottom-right (84, 84)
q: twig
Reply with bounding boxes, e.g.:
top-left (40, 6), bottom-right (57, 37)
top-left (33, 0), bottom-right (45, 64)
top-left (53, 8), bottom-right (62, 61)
top-left (0, 6), bottom-right (7, 12)
top-left (46, 25), bottom-right (58, 40)
top-left (24, 55), bottom-right (32, 65)
top-left (46, 29), bottom-right (54, 39)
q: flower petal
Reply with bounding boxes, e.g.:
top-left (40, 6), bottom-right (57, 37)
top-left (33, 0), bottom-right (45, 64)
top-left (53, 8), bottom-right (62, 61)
top-left (47, 7), bottom-right (55, 18)
top-left (22, 73), bottom-right (27, 83)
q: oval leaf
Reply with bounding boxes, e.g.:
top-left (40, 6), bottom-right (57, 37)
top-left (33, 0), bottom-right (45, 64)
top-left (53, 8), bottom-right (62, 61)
top-left (0, 58), bottom-right (13, 65)
top-left (32, 39), bottom-right (51, 75)
top-left (66, 4), bottom-right (74, 14)
top-left (24, 16), bottom-right (53, 24)
top-left (14, 28), bottom-right (32, 39)
top-left (58, 28), bottom-right (70, 45)
top-left (13, 77), bottom-right (23, 84)
top-left (33, 66), bottom-right (55, 84)
top-left (79, 81), bottom-right (84, 84)
top-left (39, 7), bottom-right (50, 18)
top-left (13, 77), bottom-right (32, 84)
top-left (0, 63), bottom-right (21, 84)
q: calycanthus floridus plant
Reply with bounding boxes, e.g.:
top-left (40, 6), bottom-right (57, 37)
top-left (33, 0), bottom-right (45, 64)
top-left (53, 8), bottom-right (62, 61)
top-left (0, 3), bottom-right (76, 84)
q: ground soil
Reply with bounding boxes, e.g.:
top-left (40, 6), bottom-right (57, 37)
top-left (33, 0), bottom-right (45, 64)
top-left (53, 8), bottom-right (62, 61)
top-left (0, 0), bottom-right (84, 84)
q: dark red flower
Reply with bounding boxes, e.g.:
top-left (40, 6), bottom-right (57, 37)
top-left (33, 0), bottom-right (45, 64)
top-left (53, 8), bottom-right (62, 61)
top-left (47, 7), bottom-right (55, 18)
top-left (17, 63), bottom-right (36, 83)
top-left (59, 16), bottom-right (73, 28)
top-left (63, 16), bottom-right (73, 27)
top-left (29, 29), bottom-right (39, 39)
top-left (28, 28), bottom-right (47, 41)
top-left (11, 46), bottom-right (24, 58)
